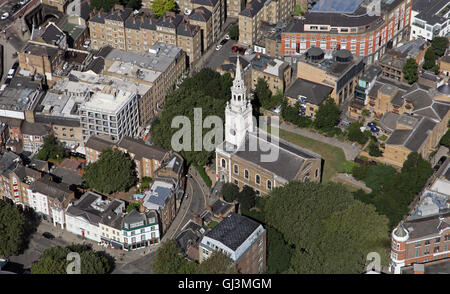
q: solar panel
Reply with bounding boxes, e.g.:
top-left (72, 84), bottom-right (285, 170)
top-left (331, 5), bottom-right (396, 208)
top-left (311, 0), bottom-right (365, 13)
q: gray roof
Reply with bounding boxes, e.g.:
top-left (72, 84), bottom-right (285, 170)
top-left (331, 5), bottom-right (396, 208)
top-left (85, 57), bottom-right (104, 74)
top-left (0, 152), bottom-right (20, 174)
top-left (40, 23), bottom-right (64, 45)
top-left (34, 114), bottom-right (81, 127)
top-left (123, 209), bottom-right (147, 228)
top-left (52, 166), bottom-right (83, 186)
top-left (210, 199), bottom-right (233, 216)
top-left (175, 220), bottom-right (203, 253)
top-left (386, 116), bottom-right (437, 152)
top-left (118, 136), bottom-right (167, 161)
top-left (413, 0), bottom-right (449, 26)
top-left (188, 7), bottom-right (212, 22)
top-left (205, 213), bottom-right (262, 251)
top-left (30, 175), bottom-right (72, 203)
top-left (230, 131), bottom-right (320, 181)
top-left (404, 212), bottom-right (450, 240)
top-left (21, 122), bottom-right (50, 136)
top-left (240, 0), bottom-right (265, 17)
top-left (402, 260), bottom-right (450, 274)
top-left (85, 135), bottom-right (114, 152)
top-left (285, 78), bottom-right (333, 106)
top-left (192, 0), bottom-right (218, 7)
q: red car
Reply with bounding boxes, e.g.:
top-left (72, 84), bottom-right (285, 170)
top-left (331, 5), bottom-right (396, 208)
top-left (231, 45), bottom-right (238, 52)
top-left (237, 48), bottom-right (246, 55)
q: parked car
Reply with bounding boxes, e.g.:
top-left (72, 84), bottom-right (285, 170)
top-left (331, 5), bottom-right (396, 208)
top-left (42, 232), bottom-right (55, 240)
top-left (7, 62), bottom-right (18, 79)
top-left (438, 156), bottom-right (447, 165)
top-left (215, 44), bottom-right (222, 51)
top-left (224, 34), bottom-right (230, 40)
top-left (0, 84), bottom-right (7, 93)
top-left (11, 4), bottom-right (21, 13)
top-left (1, 13), bottom-right (9, 20)
top-left (231, 45), bottom-right (238, 52)
top-left (4, 77), bottom-right (11, 86)
top-left (19, 0), bottom-right (29, 5)
top-left (433, 165), bottom-right (440, 172)
top-left (220, 39), bottom-right (227, 45)
top-left (237, 48), bottom-right (246, 55)
top-left (244, 48), bottom-right (254, 55)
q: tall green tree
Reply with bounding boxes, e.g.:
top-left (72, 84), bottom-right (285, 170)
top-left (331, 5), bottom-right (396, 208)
top-left (0, 200), bottom-right (25, 257)
top-left (35, 134), bottom-right (67, 161)
top-left (229, 24), bottom-right (239, 40)
top-left (264, 181), bottom-right (389, 273)
top-left (347, 122), bottom-right (369, 144)
top-left (364, 164), bottom-right (396, 192)
top-left (253, 78), bottom-right (280, 110)
top-left (152, 0), bottom-right (176, 17)
top-left (237, 185), bottom-right (256, 212)
top-left (422, 49), bottom-right (437, 73)
top-left (82, 148), bottom-right (137, 194)
top-left (430, 37), bottom-right (449, 57)
top-left (440, 129), bottom-right (450, 148)
top-left (402, 58), bottom-right (419, 84)
top-left (368, 140), bottom-right (382, 157)
top-left (152, 69), bottom-right (232, 166)
top-left (31, 245), bottom-right (113, 274)
top-left (197, 251), bottom-right (238, 274)
top-left (221, 182), bottom-right (239, 203)
top-left (266, 227), bottom-right (292, 274)
top-left (313, 97), bottom-right (340, 131)
top-left (152, 240), bottom-right (197, 274)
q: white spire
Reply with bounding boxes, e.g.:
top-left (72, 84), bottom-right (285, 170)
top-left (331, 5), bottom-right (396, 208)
top-left (235, 56), bottom-right (242, 81)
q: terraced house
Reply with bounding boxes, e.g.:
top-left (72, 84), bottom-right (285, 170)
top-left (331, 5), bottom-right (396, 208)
top-left (89, 7), bottom-right (201, 65)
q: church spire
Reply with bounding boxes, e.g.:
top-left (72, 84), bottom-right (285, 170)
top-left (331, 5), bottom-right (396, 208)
top-left (235, 56), bottom-right (242, 81)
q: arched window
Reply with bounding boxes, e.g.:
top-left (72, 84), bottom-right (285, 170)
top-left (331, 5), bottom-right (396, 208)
top-left (244, 169), bottom-right (249, 179)
top-left (255, 174), bottom-right (261, 185)
top-left (315, 168), bottom-right (319, 178)
top-left (221, 158), bottom-right (226, 168)
top-left (267, 180), bottom-right (272, 190)
top-left (234, 164), bottom-right (239, 174)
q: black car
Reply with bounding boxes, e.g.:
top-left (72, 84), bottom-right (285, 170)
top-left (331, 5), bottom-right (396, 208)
top-left (220, 39), bottom-right (227, 45)
top-left (11, 62), bottom-right (19, 71)
top-left (438, 156), bottom-right (447, 165)
top-left (10, 4), bottom-right (21, 14)
top-left (42, 232), bottom-right (55, 240)
top-left (433, 165), bottom-right (440, 172)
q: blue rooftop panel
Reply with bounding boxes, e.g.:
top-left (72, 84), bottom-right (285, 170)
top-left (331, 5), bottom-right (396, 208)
top-left (311, 0), bottom-right (365, 13)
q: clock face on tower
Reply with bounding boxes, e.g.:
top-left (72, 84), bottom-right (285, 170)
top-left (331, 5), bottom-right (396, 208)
top-left (230, 128), bottom-right (236, 136)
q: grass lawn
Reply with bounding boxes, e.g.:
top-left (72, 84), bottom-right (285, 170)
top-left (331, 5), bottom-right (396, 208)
top-left (275, 128), bottom-right (348, 183)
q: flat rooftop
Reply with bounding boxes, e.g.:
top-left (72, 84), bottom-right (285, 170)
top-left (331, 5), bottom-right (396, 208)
top-left (81, 88), bottom-right (135, 114)
top-left (107, 61), bottom-right (161, 83)
top-left (143, 180), bottom-right (174, 209)
top-left (0, 77), bottom-right (42, 113)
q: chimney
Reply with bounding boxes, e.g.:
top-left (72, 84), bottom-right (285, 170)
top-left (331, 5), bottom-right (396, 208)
top-left (413, 264), bottom-right (424, 274)
top-left (114, 4), bottom-right (124, 11)
top-left (193, 213), bottom-right (202, 226)
top-left (207, 205), bottom-right (212, 212)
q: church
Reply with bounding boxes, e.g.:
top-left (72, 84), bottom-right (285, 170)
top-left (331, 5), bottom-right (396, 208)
top-left (215, 58), bottom-right (322, 195)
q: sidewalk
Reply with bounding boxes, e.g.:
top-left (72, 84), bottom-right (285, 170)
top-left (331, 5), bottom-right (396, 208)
top-left (280, 122), bottom-right (361, 161)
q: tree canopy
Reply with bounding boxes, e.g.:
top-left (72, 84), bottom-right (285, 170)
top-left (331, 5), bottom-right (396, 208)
top-left (347, 122), bottom-right (369, 144)
top-left (82, 148), bottom-right (137, 194)
top-left (264, 181), bottom-right (389, 273)
top-left (313, 97), bottom-right (340, 131)
top-left (90, 0), bottom-right (142, 11)
top-left (152, 68), bottom-right (233, 166)
top-left (422, 49), bottom-right (438, 73)
top-left (430, 37), bottom-right (449, 57)
top-left (196, 251), bottom-right (238, 274)
top-left (440, 128), bottom-right (450, 148)
top-left (35, 134), bottom-right (67, 161)
top-left (31, 244), bottom-right (113, 274)
top-left (151, 240), bottom-right (197, 274)
top-left (402, 58), bottom-right (419, 84)
top-left (237, 185), bottom-right (256, 212)
top-left (281, 99), bottom-right (312, 128)
top-left (229, 24), bottom-right (239, 40)
top-left (151, 0), bottom-right (176, 17)
top-left (364, 164), bottom-right (396, 192)
top-left (0, 200), bottom-right (25, 257)
top-left (253, 78), bottom-right (282, 111)
top-left (221, 182), bottom-right (239, 203)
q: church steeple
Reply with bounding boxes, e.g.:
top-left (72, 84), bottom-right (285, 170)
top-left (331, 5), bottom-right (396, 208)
top-left (224, 57), bottom-right (254, 148)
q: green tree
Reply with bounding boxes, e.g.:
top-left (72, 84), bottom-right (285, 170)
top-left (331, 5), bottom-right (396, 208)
top-left (229, 24), bottom-right (239, 40)
top-left (368, 140), bottom-right (382, 157)
top-left (313, 97), bottom-right (340, 131)
top-left (31, 245), bottom-right (113, 274)
top-left (266, 227), bottom-right (292, 274)
top-left (82, 148), bottom-right (137, 194)
top-left (90, 0), bottom-right (117, 11)
top-left (152, 69), bottom-right (232, 166)
top-left (364, 164), bottom-right (396, 192)
top-left (221, 182), bottom-right (239, 203)
top-left (253, 78), bottom-right (277, 110)
top-left (352, 163), bottom-right (369, 181)
top-left (440, 129), bottom-right (450, 148)
top-left (152, 240), bottom-right (197, 274)
top-left (347, 122), bottom-right (368, 144)
top-left (197, 251), bottom-right (238, 274)
top-left (422, 49), bottom-right (437, 72)
top-left (402, 58), bottom-right (419, 84)
top-left (35, 134), bottom-right (67, 161)
top-left (430, 37), bottom-right (449, 57)
top-left (264, 181), bottom-right (389, 273)
top-left (152, 0), bottom-right (176, 17)
top-left (237, 185), bottom-right (256, 212)
top-left (0, 200), bottom-right (25, 257)
top-left (126, 202), bottom-right (141, 213)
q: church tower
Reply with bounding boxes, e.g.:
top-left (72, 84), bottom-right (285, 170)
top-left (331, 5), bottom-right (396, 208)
top-left (224, 57), bottom-right (254, 148)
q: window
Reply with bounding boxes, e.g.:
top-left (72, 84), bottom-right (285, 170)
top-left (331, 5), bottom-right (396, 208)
top-left (434, 246), bottom-right (440, 253)
top-left (267, 180), bottom-right (272, 190)
top-left (445, 235), bottom-right (450, 242)
top-left (234, 164), bottom-right (238, 174)
top-left (435, 237), bottom-right (440, 243)
top-left (415, 241), bottom-right (421, 247)
top-left (221, 158), bottom-right (226, 168)
top-left (255, 174), bottom-right (260, 185)
top-left (315, 169), bottom-right (319, 178)
top-left (425, 240), bottom-right (431, 245)
top-left (244, 169), bottom-right (249, 179)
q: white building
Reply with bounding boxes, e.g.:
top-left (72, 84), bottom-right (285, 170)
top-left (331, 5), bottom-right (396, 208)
top-left (122, 209), bottom-right (160, 251)
top-left (410, 0), bottom-right (450, 41)
top-left (65, 191), bottom-right (125, 242)
top-left (79, 87), bottom-right (139, 142)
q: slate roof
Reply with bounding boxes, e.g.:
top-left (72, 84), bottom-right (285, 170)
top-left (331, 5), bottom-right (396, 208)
top-left (404, 213), bottom-right (450, 240)
top-left (210, 199), bottom-right (233, 216)
top-left (30, 175), bottom-right (72, 203)
top-left (85, 57), bottom-right (105, 74)
top-left (413, 0), bottom-right (449, 25)
top-left (240, 0), bottom-right (265, 17)
top-left (124, 14), bottom-right (157, 30)
top-left (176, 22), bottom-right (200, 37)
top-left (123, 209), bottom-right (146, 227)
top-left (230, 131), bottom-right (320, 181)
top-left (21, 122), bottom-right (50, 136)
top-left (192, 0), bottom-right (219, 7)
top-left (205, 213), bottom-right (262, 251)
top-left (40, 23), bottom-right (64, 45)
top-left (34, 115), bottom-right (81, 127)
top-left (118, 136), bottom-right (167, 161)
top-left (52, 166), bottom-right (83, 186)
top-left (188, 7), bottom-right (212, 22)
top-left (386, 116), bottom-right (437, 152)
top-left (85, 135), bottom-right (114, 152)
top-left (285, 78), bottom-right (333, 106)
